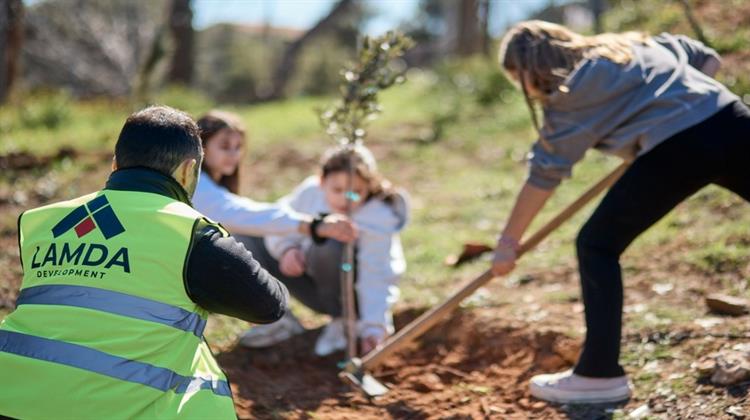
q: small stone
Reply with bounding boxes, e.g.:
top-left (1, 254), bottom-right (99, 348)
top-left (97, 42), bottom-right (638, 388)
top-left (652, 283), bottom-right (674, 295)
top-left (705, 294), bottom-right (749, 316)
top-left (692, 358), bottom-right (717, 377)
top-left (695, 384), bottom-right (712, 394)
top-left (711, 351), bottom-right (750, 385)
top-left (694, 317), bottom-right (723, 329)
top-left (727, 405), bottom-right (745, 418)
top-left (531, 401), bottom-right (546, 411)
top-left (410, 373), bottom-right (444, 392)
top-left (629, 404), bottom-right (650, 418)
top-left (488, 405), bottom-right (506, 414)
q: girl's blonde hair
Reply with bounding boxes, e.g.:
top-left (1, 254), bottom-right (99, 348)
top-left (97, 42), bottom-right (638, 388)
top-left (320, 144), bottom-right (395, 204)
top-left (498, 20), bottom-right (649, 149)
top-left (499, 20), bottom-right (648, 98)
top-left (197, 110), bottom-right (246, 194)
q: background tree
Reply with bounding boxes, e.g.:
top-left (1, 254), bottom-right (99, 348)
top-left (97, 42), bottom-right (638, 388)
top-left (455, 0), bottom-right (482, 56)
top-left (264, 0), bottom-right (354, 101)
top-left (590, 0), bottom-right (605, 33)
top-left (23, 0), bottom-right (164, 97)
top-left (166, 0), bottom-right (194, 85)
top-left (479, 0), bottom-right (491, 56)
top-left (401, 0), bottom-right (484, 63)
top-left (677, 0), bottom-right (710, 47)
top-left (0, 0), bottom-right (23, 103)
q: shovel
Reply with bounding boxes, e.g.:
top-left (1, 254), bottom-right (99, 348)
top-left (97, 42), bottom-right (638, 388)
top-left (341, 163), bottom-right (629, 398)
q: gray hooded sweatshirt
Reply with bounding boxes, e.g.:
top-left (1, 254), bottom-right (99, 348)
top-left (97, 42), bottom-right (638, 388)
top-left (528, 33), bottom-right (740, 190)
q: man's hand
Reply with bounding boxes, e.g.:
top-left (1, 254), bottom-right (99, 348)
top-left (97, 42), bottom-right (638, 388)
top-left (491, 236), bottom-right (519, 277)
top-left (279, 247), bottom-right (306, 277)
top-left (316, 214), bottom-right (358, 243)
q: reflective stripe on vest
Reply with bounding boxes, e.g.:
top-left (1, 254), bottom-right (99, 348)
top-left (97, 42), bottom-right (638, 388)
top-left (0, 330), bottom-right (231, 397)
top-left (16, 284), bottom-right (207, 337)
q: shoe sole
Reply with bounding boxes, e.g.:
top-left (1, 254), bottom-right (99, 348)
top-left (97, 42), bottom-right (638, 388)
top-left (530, 384), bottom-right (631, 404)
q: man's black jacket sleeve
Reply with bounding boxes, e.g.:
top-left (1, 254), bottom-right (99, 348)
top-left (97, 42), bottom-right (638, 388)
top-left (184, 226), bottom-right (288, 324)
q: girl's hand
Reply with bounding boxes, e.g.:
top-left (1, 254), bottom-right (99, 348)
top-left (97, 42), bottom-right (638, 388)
top-left (491, 236), bottom-right (519, 277)
top-left (316, 214), bottom-right (358, 243)
top-left (359, 325), bottom-right (387, 354)
top-left (360, 335), bottom-right (382, 355)
top-left (279, 248), bottom-right (306, 277)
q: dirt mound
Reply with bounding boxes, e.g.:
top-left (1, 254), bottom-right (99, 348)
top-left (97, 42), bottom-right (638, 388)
top-left (218, 308), bottom-right (579, 419)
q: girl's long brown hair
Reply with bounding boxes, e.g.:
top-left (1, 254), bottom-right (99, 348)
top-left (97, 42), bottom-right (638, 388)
top-left (498, 20), bottom-right (649, 151)
top-left (196, 110), bottom-right (246, 194)
top-left (320, 144), bottom-right (396, 204)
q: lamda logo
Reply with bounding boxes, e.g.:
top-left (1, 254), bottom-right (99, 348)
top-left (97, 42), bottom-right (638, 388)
top-left (51, 194), bottom-right (125, 239)
top-left (31, 195), bottom-right (130, 277)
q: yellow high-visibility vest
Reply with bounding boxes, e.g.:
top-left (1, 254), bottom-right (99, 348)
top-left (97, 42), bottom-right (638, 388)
top-left (0, 189), bottom-right (236, 419)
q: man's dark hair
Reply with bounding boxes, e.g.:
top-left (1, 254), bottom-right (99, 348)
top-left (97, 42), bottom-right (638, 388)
top-left (115, 105), bottom-right (203, 175)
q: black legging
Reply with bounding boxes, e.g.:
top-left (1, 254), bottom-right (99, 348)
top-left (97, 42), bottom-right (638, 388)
top-left (573, 100), bottom-right (750, 378)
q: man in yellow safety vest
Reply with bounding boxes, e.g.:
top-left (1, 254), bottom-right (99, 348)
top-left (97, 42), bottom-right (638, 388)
top-left (0, 105), bottom-right (295, 419)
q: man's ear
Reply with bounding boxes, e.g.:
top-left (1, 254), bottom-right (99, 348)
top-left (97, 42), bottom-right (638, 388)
top-left (111, 156), bottom-right (117, 171)
top-left (174, 158), bottom-right (197, 186)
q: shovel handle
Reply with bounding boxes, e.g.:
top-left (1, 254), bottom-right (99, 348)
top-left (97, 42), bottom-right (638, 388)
top-left (360, 163), bottom-right (629, 371)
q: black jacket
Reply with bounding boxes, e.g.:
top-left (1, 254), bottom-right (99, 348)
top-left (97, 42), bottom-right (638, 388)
top-left (105, 167), bottom-right (288, 324)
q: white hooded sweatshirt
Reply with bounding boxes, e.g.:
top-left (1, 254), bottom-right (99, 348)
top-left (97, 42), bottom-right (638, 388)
top-left (264, 176), bottom-right (409, 337)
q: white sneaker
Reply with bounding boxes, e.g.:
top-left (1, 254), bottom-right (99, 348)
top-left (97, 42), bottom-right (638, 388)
top-left (239, 312), bottom-right (304, 348)
top-left (529, 370), bottom-right (632, 404)
top-left (314, 318), bottom-right (347, 357)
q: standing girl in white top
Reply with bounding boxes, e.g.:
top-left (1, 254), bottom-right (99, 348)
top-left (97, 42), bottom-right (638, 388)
top-left (240, 144), bottom-right (409, 356)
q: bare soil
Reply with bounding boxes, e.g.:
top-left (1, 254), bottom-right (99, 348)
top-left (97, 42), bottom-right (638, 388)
top-left (220, 309), bottom-right (579, 419)
top-left (215, 261), bottom-right (750, 419)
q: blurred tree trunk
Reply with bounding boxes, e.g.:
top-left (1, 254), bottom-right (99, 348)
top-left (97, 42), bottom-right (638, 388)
top-left (479, 0), bottom-right (490, 56)
top-left (456, 0), bottom-right (481, 56)
top-left (0, 0), bottom-right (23, 103)
top-left (134, 26), bottom-right (168, 103)
top-left (589, 0), bottom-right (605, 33)
top-left (167, 0), bottom-right (193, 85)
top-left (677, 0), bottom-right (711, 47)
top-left (264, 0), bottom-right (353, 101)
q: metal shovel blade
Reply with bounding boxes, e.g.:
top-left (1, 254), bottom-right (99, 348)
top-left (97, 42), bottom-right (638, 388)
top-left (339, 370), bottom-right (389, 398)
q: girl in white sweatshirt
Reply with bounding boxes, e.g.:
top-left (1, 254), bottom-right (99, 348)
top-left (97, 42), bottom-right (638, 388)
top-left (239, 144), bottom-right (409, 356)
